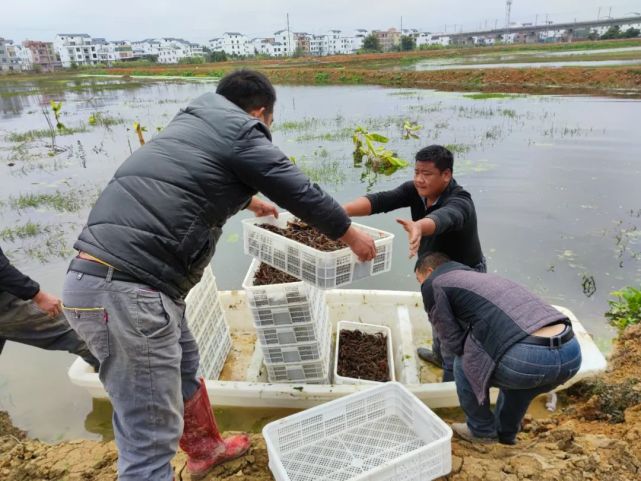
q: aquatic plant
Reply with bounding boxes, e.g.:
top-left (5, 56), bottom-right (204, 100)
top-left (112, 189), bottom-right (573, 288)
top-left (402, 120), bottom-right (422, 140)
top-left (352, 126), bottom-right (408, 171)
top-left (606, 286), bottom-right (641, 331)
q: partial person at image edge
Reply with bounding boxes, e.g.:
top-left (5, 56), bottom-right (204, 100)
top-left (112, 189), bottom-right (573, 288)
top-left (0, 245), bottom-right (98, 368)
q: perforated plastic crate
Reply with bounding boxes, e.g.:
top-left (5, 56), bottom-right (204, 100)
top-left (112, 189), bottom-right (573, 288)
top-left (243, 213), bottom-right (394, 288)
top-left (264, 351), bottom-right (331, 384)
top-left (263, 313), bottom-right (333, 384)
top-left (243, 259), bottom-right (311, 309)
top-left (184, 265), bottom-right (231, 381)
top-left (198, 321), bottom-right (231, 380)
top-left (334, 321), bottom-right (395, 385)
top-left (263, 382), bottom-right (452, 481)
top-left (244, 260), bottom-right (328, 328)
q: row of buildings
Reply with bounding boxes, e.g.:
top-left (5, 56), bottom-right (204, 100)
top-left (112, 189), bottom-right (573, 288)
top-left (2, 17), bottom-right (640, 71)
top-left (207, 28), bottom-right (453, 58)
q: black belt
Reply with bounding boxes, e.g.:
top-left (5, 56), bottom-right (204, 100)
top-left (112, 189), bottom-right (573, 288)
top-left (520, 324), bottom-right (574, 347)
top-left (68, 257), bottom-right (141, 284)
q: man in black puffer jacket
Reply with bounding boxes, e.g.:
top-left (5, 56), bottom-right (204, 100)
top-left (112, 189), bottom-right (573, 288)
top-left (62, 70), bottom-right (376, 481)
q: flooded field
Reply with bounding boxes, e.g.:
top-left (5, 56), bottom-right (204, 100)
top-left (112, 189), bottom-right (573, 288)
top-left (408, 45), bottom-right (641, 70)
top-left (0, 76), bottom-right (640, 441)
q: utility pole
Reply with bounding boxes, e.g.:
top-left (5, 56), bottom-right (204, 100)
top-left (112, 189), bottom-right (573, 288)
top-left (597, 7), bottom-right (601, 20)
top-left (401, 16), bottom-right (403, 34)
top-left (495, 19), bottom-right (498, 30)
top-left (535, 14), bottom-right (538, 26)
top-left (286, 13), bottom-right (291, 56)
top-left (608, 6), bottom-right (612, 18)
top-left (505, 0), bottom-right (513, 41)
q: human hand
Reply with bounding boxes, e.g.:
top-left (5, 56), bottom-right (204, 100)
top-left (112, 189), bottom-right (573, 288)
top-left (340, 225), bottom-right (377, 262)
top-left (247, 196), bottom-right (279, 218)
top-left (33, 290), bottom-right (62, 318)
top-left (396, 218), bottom-right (421, 258)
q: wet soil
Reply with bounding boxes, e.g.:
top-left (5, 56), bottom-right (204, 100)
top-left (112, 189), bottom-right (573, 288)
top-left (2, 324), bottom-right (641, 480)
top-left (258, 220), bottom-right (346, 252)
top-left (336, 329), bottom-right (390, 382)
top-left (253, 262), bottom-right (299, 286)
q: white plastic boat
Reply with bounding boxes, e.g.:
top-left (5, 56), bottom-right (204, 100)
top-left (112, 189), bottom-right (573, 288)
top-left (68, 288), bottom-right (607, 409)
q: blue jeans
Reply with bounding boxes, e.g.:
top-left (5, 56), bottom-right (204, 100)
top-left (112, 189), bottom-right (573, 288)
top-left (432, 257), bottom-right (487, 382)
top-left (63, 271), bottom-right (201, 481)
top-left (454, 336), bottom-right (581, 443)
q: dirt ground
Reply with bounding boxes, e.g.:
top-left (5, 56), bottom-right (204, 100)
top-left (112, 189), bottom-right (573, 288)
top-left (2, 324), bottom-right (641, 480)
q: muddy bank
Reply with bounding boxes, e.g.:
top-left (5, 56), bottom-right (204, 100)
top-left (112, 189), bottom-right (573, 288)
top-left (2, 325), bottom-right (641, 480)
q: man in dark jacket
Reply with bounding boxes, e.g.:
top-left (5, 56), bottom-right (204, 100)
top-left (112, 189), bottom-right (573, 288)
top-left (415, 253), bottom-right (581, 445)
top-left (62, 69), bottom-right (376, 481)
top-left (0, 246), bottom-right (97, 368)
top-left (343, 145), bottom-right (485, 378)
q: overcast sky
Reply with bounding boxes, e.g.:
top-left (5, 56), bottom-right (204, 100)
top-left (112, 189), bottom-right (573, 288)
top-left (2, 1), bottom-right (641, 43)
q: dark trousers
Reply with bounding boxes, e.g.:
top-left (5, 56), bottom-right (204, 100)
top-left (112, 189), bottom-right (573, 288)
top-left (0, 291), bottom-right (98, 369)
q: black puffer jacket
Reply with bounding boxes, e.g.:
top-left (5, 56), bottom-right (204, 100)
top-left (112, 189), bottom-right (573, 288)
top-left (75, 93), bottom-right (350, 299)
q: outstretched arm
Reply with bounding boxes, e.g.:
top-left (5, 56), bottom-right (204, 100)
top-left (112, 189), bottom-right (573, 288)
top-left (396, 217), bottom-right (437, 258)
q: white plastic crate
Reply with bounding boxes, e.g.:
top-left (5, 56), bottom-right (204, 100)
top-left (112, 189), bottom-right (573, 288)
top-left (199, 321), bottom-right (231, 380)
top-left (263, 314), bottom-right (333, 384)
top-left (185, 265), bottom-right (218, 313)
top-left (184, 264), bottom-right (231, 381)
top-left (334, 321), bottom-right (395, 385)
top-left (265, 351), bottom-right (331, 384)
top-left (262, 313), bottom-right (330, 364)
top-left (243, 259), bottom-right (311, 308)
top-left (263, 382), bottom-right (452, 481)
top-left (244, 260), bottom-right (327, 328)
top-left (243, 213), bottom-right (394, 288)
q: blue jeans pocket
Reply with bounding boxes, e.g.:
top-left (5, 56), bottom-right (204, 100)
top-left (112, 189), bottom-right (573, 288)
top-left (135, 289), bottom-right (172, 338)
top-left (492, 362), bottom-right (546, 390)
top-left (63, 307), bottom-right (109, 362)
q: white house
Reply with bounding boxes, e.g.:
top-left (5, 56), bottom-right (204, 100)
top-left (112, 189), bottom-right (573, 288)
top-left (215, 33), bottom-right (251, 57)
top-left (0, 39), bottom-right (30, 71)
top-left (274, 30), bottom-right (296, 56)
top-left (352, 29), bottom-right (369, 51)
top-left (54, 33), bottom-right (100, 67)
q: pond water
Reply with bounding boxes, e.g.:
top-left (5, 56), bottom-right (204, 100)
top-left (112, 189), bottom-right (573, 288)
top-left (411, 58), bottom-right (641, 70)
top-left (0, 77), bottom-right (640, 441)
top-left (404, 45), bottom-right (641, 70)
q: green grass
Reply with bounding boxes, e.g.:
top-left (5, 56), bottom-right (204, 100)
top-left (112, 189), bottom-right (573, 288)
top-left (9, 189), bottom-right (95, 213)
top-left (464, 93), bottom-right (522, 100)
top-left (0, 222), bottom-right (46, 241)
top-left (444, 143), bottom-right (472, 154)
top-left (294, 128), bottom-right (353, 142)
top-left (7, 125), bottom-right (88, 143)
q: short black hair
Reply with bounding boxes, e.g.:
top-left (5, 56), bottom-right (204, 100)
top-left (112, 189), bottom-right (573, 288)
top-left (415, 145), bottom-right (453, 173)
top-left (414, 252), bottom-right (451, 274)
top-left (216, 69), bottom-right (276, 114)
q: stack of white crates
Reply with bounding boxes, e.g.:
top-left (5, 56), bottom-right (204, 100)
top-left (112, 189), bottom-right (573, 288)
top-left (242, 213), bottom-right (394, 385)
top-left (242, 259), bottom-right (332, 384)
top-left (185, 265), bottom-right (232, 380)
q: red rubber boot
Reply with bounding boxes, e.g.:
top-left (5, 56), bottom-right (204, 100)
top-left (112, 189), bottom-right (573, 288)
top-left (179, 378), bottom-right (251, 479)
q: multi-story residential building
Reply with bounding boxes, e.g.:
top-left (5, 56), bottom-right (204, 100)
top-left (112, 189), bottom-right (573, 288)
top-left (294, 32), bottom-right (312, 55)
top-left (351, 29), bottom-right (369, 51)
top-left (274, 30), bottom-right (296, 56)
top-left (0, 39), bottom-right (28, 72)
top-left (208, 37), bottom-right (223, 52)
top-left (22, 40), bottom-right (60, 71)
top-left (374, 28), bottom-right (401, 51)
top-left (54, 33), bottom-right (102, 67)
top-left (216, 32), bottom-right (251, 57)
top-left (106, 41), bottom-right (134, 62)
